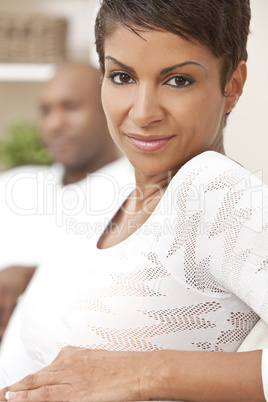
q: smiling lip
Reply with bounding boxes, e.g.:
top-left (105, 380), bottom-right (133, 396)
top-left (125, 133), bottom-right (174, 153)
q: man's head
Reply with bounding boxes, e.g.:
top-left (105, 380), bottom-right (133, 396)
top-left (39, 63), bottom-right (117, 183)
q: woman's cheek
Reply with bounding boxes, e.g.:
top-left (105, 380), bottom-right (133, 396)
top-left (102, 90), bottom-right (119, 123)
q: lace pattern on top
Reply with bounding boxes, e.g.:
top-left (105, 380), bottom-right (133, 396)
top-left (17, 152), bottom-right (268, 367)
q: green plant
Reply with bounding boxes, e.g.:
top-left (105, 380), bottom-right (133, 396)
top-left (0, 121), bottom-right (52, 168)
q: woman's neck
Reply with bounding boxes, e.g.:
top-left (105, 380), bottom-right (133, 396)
top-left (132, 169), bottom-right (176, 214)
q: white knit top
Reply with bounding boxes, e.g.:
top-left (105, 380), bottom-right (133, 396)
top-left (0, 151), bottom-right (267, 390)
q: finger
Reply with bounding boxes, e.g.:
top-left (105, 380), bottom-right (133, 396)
top-left (5, 385), bottom-right (69, 401)
top-left (1, 371), bottom-right (62, 395)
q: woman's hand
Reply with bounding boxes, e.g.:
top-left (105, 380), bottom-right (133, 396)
top-left (0, 346), bottom-right (154, 402)
top-left (0, 347), bottom-right (265, 402)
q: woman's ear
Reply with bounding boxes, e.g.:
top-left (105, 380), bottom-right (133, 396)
top-left (224, 60), bottom-right (247, 114)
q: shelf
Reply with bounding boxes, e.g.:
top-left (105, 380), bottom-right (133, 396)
top-left (0, 63), bottom-right (56, 82)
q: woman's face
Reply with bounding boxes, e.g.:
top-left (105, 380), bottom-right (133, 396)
top-left (101, 25), bottom-right (229, 177)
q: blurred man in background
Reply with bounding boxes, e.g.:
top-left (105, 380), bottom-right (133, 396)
top-left (0, 63), bottom-right (133, 337)
top-left (39, 63), bottom-right (117, 186)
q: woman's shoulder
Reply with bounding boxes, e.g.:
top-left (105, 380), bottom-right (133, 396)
top-left (166, 151), bottom-right (268, 227)
top-left (179, 151), bottom-right (247, 177)
top-left (172, 151), bottom-right (266, 191)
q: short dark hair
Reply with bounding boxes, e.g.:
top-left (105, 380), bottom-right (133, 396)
top-left (95, 0), bottom-right (251, 93)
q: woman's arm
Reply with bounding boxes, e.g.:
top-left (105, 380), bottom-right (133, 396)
top-left (262, 350), bottom-right (268, 401)
top-left (154, 349), bottom-right (264, 401)
top-left (0, 346), bottom-right (265, 402)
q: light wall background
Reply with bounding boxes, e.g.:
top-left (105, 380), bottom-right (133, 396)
top-left (0, 0), bottom-right (98, 61)
top-left (0, 0), bottom-right (99, 140)
top-left (224, 0), bottom-right (268, 184)
top-left (0, 0), bottom-right (267, 183)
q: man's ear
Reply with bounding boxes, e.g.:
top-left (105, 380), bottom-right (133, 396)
top-left (224, 60), bottom-right (247, 114)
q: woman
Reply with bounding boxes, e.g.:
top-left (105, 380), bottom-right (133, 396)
top-left (1, 0), bottom-right (268, 401)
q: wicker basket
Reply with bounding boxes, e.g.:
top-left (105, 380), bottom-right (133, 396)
top-left (0, 13), bottom-right (68, 63)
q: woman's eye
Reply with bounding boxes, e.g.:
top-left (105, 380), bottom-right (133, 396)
top-left (109, 72), bottom-right (135, 85)
top-left (165, 76), bottom-right (193, 88)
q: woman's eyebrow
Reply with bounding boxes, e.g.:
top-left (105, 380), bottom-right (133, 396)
top-left (161, 61), bottom-right (205, 74)
top-left (105, 56), bottom-right (135, 73)
top-left (105, 57), bottom-right (205, 75)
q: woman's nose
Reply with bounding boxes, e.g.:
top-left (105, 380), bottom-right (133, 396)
top-left (128, 84), bottom-right (165, 127)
